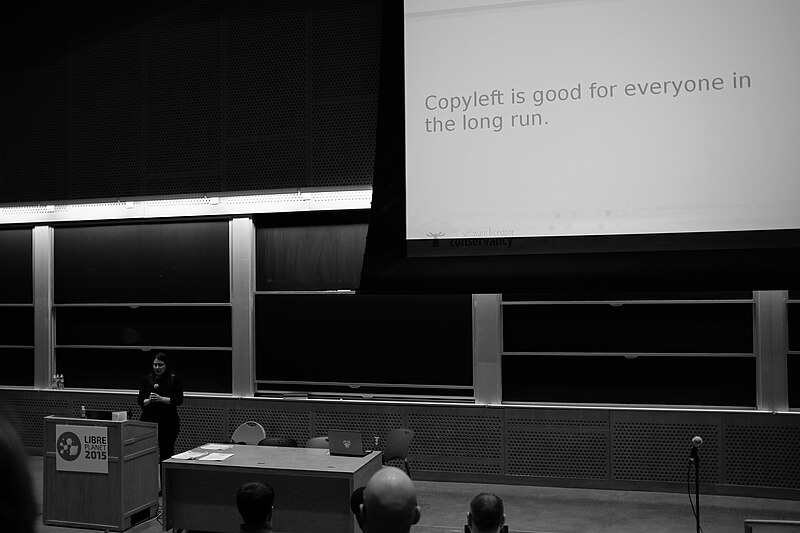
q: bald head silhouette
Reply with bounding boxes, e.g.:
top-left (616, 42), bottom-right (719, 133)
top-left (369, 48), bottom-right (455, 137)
top-left (360, 466), bottom-right (421, 533)
top-left (468, 492), bottom-right (506, 533)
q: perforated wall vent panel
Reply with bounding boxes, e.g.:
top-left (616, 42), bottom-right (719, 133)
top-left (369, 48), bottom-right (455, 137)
top-left (229, 407), bottom-right (311, 447)
top-left (408, 412), bottom-right (503, 475)
top-left (612, 422), bottom-right (719, 483)
top-left (3, 390), bottom-right (798, 498)
top-left (507, 417), bottom-right (608, 430)
top-left (176, 405), bottom-right (226, 453)
top-left (506, 412), bottom-right (609, 479)
top-left (726, 424), bottom-right (800, 489)
top-left (410, 460), bottom-right (501, 475)
top-left (71, 398), bottom-right (139, 420)
top-left (0, 396), bottom-right (69, 449)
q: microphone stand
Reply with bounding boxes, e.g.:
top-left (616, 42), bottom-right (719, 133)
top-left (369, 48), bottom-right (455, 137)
top-left (690, 444), bottom-right (700, 533)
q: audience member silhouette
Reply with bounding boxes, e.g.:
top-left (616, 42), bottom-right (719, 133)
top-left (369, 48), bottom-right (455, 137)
top-left (236, 481), bottom-right (275, 533)
top-left (467, 492), bottom-right (507, 533)
top-left (0, 417), bottom-right (37, 533)
top-left (350, 485), bottom-right (366, 531)
top-left (360, 466), bottom-right (421, 533)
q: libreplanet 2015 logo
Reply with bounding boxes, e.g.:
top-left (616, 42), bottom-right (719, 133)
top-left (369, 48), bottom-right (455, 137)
top-left (57, 431), bottom-right (82, 461)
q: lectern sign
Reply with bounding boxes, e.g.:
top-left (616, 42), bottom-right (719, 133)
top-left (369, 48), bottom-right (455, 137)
top-left (56, 425), bottom-right (109, 474)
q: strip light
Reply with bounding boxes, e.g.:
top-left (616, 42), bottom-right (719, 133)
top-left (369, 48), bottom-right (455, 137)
top-left (0, 188), bottom-right (372, 224)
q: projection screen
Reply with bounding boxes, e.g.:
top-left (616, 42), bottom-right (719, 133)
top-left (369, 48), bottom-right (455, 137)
top-left (404, 0), bottom-right (800, 257)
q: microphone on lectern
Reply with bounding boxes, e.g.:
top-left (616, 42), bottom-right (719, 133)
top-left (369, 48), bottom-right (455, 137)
top-left (691, 436), bottom-right (703, 447)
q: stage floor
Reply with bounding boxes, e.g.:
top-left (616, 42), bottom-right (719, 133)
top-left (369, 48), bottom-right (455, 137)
top-left (29, 456), bottom-right (800, 533)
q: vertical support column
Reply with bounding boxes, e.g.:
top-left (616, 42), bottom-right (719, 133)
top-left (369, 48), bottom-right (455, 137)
top-left (230, 217), bottom-right (255, 397)
top-left (33, 225), bottom-right (54, 389)
top-left (473, 294), bottom-right (502, 405)
top-left (754, 290), bottom-right (789, 411)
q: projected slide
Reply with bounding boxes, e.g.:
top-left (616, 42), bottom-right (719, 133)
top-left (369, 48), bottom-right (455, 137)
top-left (404, 0), bottom-right (800, 255)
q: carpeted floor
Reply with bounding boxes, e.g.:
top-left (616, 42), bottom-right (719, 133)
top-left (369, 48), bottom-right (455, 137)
top-left (30, 456), bottom-right (800, 533)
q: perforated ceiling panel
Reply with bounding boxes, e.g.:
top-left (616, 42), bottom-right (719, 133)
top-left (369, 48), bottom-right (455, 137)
top-left (1, 70), bottom-right (70, 203)
top-left (1, 1), bottom-right (382, 203)
top-left (408, 412), bottom-right (503, 475)
top-left (310, 0), bottom-right (382, 101)
top-left (726, 423), bottom-right (800, 489)
top-left (226, 139), bottom-right (308, 191)
top-left (226, 0), bottom-right (306, 139)
top-left (148, 173), bottom-right (222, 196)
top-left (145, 0), bottom-right (221, 193)
top-left (225, 1), bottom-right (309, 191)
top-left (311, 100), bottom-right (377, 188)
top-left (612, 421), bottom-right (719, 483)
top-left (506, 414), bottom-right (609, 480)
top-left (71, 25), bottom-right (143, 200)
top-left (229, 407), bottom-right (311, 447)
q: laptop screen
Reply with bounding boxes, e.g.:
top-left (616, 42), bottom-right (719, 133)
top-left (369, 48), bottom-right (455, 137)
top-left (328, 430), bottom-right (366, 457)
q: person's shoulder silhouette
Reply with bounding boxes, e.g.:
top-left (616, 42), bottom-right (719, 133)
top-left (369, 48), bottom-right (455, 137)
top-left (0, 418), bottom-right (37, 533)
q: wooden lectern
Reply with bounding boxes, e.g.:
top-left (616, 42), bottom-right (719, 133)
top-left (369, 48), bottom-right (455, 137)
top-left (43, 415), bottom-right (160, 531)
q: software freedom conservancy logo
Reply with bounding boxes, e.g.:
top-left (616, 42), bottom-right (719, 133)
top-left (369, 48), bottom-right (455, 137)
top-left (426, 232), bottom-right (445, 247)
top-left (425, 230), bottom-right (514, 250)
top-left (57, 431), bottom-right (82, 461)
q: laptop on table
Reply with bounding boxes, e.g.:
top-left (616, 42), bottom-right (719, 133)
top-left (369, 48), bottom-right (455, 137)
top-left (328, 430), bottom-right (369, 457)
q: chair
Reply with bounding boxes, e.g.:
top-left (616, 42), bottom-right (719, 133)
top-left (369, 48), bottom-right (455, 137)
top-left (230, 421), bottom-right (266, 445)
top-left (305, 436), bottom-right (330, 449)
top-left (382, 428), bottom-right (414, 477)
top-left (258, 436), bottom-right (298, 447)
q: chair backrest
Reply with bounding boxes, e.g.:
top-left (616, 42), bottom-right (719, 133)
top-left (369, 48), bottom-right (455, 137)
top-left (258, 436), bottom-right (298, 447)
top-left (305, 436), bottom-right (330, 449)
top-left (383, 428), bottom-right (414, 462)
top-left (230, 421), bottom-right (266, 445)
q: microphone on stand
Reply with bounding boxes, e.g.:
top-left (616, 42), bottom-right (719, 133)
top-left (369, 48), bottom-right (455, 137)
top-left (689, 436), bottom-right (702, 533)
top-left (690, 436), bottom-right (702, 461)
